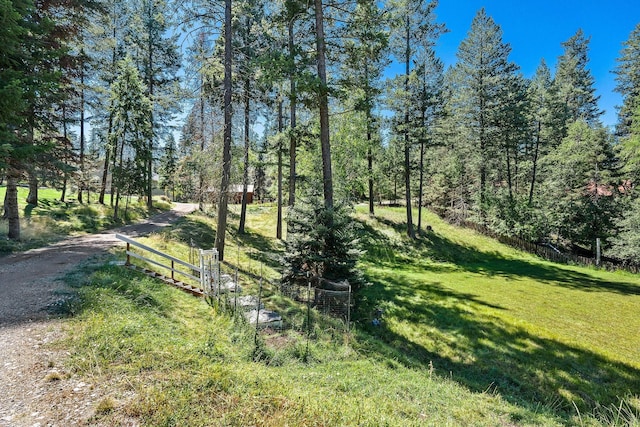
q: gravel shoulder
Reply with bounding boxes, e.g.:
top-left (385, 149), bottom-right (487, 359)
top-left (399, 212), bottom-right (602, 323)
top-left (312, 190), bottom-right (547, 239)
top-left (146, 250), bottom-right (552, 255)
top-left (0, 203), bottom-right (197, 426)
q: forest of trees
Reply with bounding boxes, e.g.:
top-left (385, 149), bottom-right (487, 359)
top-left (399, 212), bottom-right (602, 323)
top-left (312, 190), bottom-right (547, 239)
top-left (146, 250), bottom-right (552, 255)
top-left (2, 0), bottom-right (640, 266)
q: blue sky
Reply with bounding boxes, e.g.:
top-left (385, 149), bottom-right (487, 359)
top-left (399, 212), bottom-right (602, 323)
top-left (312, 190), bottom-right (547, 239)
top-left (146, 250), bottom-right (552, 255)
top-left (430, 0), bottom-right (640, 127)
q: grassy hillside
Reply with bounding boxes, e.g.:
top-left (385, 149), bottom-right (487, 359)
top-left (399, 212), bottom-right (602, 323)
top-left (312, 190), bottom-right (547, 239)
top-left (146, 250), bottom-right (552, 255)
top-left (354, 206), bottom-right (640, 421)
top-left (57, 203), bottom-right (640, 426)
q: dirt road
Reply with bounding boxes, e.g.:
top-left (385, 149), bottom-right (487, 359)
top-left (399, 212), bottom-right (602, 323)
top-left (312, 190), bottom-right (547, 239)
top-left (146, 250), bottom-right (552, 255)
top-left (0, 203), bottom-right (197, 426)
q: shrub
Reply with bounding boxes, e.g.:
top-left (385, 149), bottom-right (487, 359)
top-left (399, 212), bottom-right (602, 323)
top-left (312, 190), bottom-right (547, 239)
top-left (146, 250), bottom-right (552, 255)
top-left (281, 193), bottom-right (364, 291)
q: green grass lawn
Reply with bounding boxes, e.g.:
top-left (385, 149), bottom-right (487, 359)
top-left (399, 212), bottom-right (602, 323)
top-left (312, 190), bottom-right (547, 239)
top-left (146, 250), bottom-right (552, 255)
top-left (0, 186), bottom-right (171, 253)
top-left (56, 203), bottom-right (640, 426)
top-left (354, 206), bottom-right (640, 419)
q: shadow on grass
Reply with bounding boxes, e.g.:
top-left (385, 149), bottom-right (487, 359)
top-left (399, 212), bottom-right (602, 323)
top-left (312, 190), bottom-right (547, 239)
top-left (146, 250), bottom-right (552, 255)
top-left (167, 213), bottom-right (283, 274)
top-left (355, 214), bottom-right (640, 419)
top-left (229, 228), bottom-right (283, 272)
top-left (363, 215), bottom-right (640, 296)
top-left (23, 203), bottom-right (36, 218)
top-left (26, 199), bottom-right (126, 232)
top-left (357, 270), bottom-right (640, 419)
top-left (167, 215), bottom-right (216, 248)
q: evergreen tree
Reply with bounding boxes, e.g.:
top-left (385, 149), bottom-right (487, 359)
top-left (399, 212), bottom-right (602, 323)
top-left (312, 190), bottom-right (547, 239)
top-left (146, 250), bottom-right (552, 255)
top-left (450, 8), bottom-right (518, 223)
top-left (610, 104), bottom-right (640, 261)
top-left (260, 0), bottom-right (318, 235)
top-left (108, 56), bottom-right (153, 220)
top-left (281, 192), bottom-right (363, 289)
top-left (490, 71), bottom-right (529, 233)
top-left (282, 0), bottom-right (311, 209)
top-left (1, 0), bottom-right (72, 238)
top-left (412, 48), bottom-right (445, 231)
top-left (0, 0), bottom-right (32, 238)
top-left (609, 197), bottom-right (640, 262)
top-left (388, 0), bottom-right (443, 237)
top-left (90, 0), bottom-right (131, 205)
top-left (614, 22), bottom-right (640, 139)
top-left (214, 0), bottom-right (233, 261)
top-left (526, 60), bottom-right (564, 207)
top-left (540, 120), bottom-right (617, 252)
top-left (159, 134), bottom-right (178, 200)
top-left (314, 0), bottom-right (334, 210)
top-left (555, 29), bottom-right (602, 128)
top-left (129, 0), bottom-right (181, 208)
top-left (340, 0), bottom-right (389, 215)
top-left (235, 0), bottom-right (267, 234)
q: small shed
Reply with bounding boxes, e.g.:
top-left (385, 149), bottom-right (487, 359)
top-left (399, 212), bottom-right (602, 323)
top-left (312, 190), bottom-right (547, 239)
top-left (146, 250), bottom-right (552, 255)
top-left (229, 184), bottom-right (254, 204)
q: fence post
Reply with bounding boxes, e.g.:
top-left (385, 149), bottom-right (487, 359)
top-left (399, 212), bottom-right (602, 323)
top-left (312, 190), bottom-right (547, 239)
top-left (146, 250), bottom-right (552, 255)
top-left (347, 284), bottom-right (351, 333)
top-left (199, 249), bottom-right (205, 292)
top-left (254, 265), bottom-right (263, 346)
top-left (126, 242), bottom-right (130, 266)
top-left (305, 271), bottom-right (312, 361)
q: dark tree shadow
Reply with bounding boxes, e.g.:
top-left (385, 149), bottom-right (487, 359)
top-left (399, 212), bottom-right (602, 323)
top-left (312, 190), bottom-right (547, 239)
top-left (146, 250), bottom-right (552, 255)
top-left (354, 215), bottom-right (640, 420)
top-left (357, 270), bottom-right (640, 419)
top-left (167, 214), bottom-right (283, 274)
top-left (167, 216), bottom-right (216, 248)
top-left (362, 215), bottom-right (640, 296)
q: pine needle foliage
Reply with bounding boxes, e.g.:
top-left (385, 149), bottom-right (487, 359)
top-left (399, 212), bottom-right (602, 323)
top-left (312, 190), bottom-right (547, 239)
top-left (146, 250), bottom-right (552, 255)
top-left (281, 194), bottom-right (364, 290)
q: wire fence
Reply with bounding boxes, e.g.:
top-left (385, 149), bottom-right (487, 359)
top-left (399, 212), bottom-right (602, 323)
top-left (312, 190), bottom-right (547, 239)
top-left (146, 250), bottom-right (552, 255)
top-left (452, 219), bottom-right (640, 274)
top-left (183, 240), bottom-right (353, 356)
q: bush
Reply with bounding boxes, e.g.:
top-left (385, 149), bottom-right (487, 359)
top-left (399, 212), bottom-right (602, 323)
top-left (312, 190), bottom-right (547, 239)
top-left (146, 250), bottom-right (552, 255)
top-left (281, 194), bottom-right (364, 291)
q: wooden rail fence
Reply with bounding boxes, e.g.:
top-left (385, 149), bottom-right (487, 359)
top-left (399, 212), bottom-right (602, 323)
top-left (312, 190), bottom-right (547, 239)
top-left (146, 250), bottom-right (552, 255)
top-left (116, 233), bottom-right (219, 297)
top-left (452, 220), bottom-right (640, 274)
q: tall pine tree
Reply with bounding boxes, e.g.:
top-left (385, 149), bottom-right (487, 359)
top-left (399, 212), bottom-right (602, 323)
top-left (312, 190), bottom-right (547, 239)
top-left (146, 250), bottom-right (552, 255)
top-left (555, 29), bottom-right (602, 129)
top-left (450, 8), bottom-right (518, 223)
top-left (614, 22), bottom-right (640, 138)
top-left (388, 0), bottom-right (443, 237)
top-left (340, 0), bottom-right (389, 215)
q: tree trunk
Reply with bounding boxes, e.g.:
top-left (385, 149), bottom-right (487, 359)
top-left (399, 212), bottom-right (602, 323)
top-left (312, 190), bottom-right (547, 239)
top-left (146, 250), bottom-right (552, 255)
top-left (403, 16), bottom-right (414, 238)
top-left (366, 75), bottom-right (374, 216)
top-left (147, 126), bottom-right (153, 210)
top-left (61, 102), bottom-right (68, 203)
top-left (109, 132), bottom-right (118, 207)
top-left (239, 78), bottom-right (250, 234)
top-left (479, 101), bottom-right (486, 223)
top-left (106, 23), bottom-right (118, 207)
top-left (99, 144), bottom-right (111, 204)
top-left (288, 20), bottom-right (297, 208)
top-left (6, 173), bottom-right (20, 240)
top-left (113, 129), bottom-right (126, 221)
top-left (394, 174), bottom-right (397, 204)
top-left (3, 187), bottom-right (8, 220)
top-left (214, 0), bottom-right (233, 261)
top-left (77, 65), bottom-right (85, 204)
top-left (314, 0), bottom-right (333, 210)
top-left (277, 99), bottom-right (283, 240)
top-left (61, 175), bottom-right (67, 202)
top-left (368, 135), bottom-right (374, 216)
top-left (528, 120), bottom-right (541, 206)
top-left (26, 170), bottom-right (38, 206)
top-left (505, 139), bottom-right (514, 205)
top-left (99, 110), bottom-right (113, 205)
top-left (418, 139), bottom-right (425, 231)
top-left (146, 19), bottom-right (154, 210)
top-left (199, 85), bottom-right (206, 211)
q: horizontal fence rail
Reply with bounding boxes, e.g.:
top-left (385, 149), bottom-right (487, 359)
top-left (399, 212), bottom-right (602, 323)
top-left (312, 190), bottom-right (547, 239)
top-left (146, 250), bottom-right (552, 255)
top-left (116, 233), bottom-right (205, 292)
